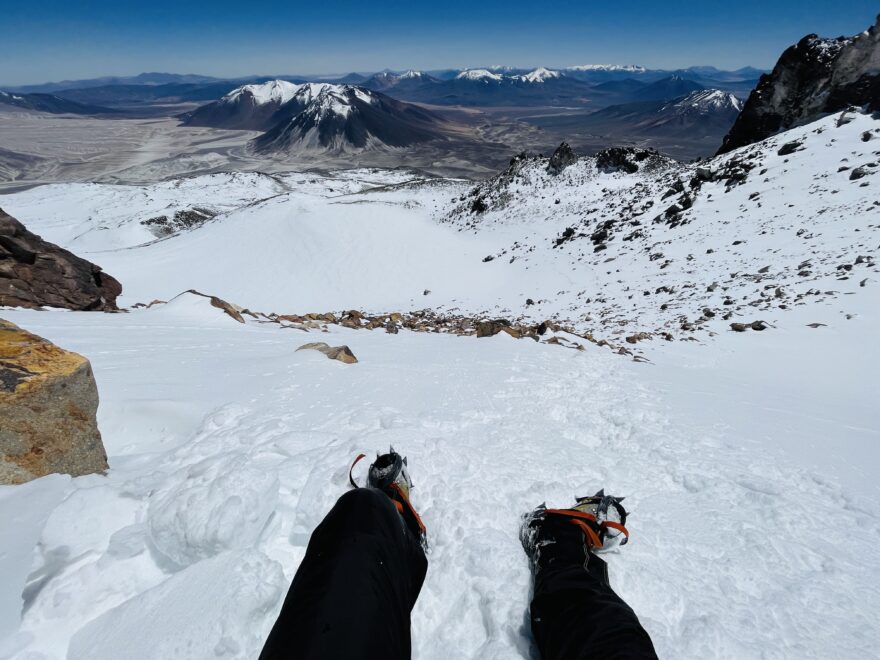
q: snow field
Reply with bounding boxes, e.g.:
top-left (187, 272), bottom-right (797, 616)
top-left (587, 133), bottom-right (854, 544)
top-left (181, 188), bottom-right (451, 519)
top-left (1, 111), bottom-right (879, 659)
top-left (0, 298), bottom-right (877, 659)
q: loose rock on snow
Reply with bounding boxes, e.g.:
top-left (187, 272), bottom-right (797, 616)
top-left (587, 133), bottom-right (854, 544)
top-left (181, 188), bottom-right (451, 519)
top-left (296, 342), bottom-right (359, 364)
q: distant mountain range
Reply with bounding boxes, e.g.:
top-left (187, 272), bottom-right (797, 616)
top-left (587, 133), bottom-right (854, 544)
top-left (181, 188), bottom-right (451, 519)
top-left (3, 65), bottom-right (763, 113)
top-left (0, 65), bottom-right (764, 160)
top-left (0, 91), bottom-right (117, 115)
top-left (5, 72), bottom-right (226, 94)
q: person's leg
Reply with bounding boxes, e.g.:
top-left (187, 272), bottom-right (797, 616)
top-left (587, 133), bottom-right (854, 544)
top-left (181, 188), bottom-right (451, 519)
top-left (260, 487), bottom-right (427, 660)
top-left (526, 511), bottom-right (657, 660)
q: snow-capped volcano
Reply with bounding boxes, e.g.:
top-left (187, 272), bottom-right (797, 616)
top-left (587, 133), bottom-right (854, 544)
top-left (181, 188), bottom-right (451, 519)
top-left (455, 69), bottom-right (504, 82)
top-left (183, 80), bottom-right (390, 133)
top-left (182, 80), bottom-right (312, 130)
top-left (659, 89), bottom-right (743, 114)
top-left (515, 67), bottom-right (562, 83)
top-left (250, 84), bottom-right (449, 153)
top-left (578, 88), bottom-right (743, 143)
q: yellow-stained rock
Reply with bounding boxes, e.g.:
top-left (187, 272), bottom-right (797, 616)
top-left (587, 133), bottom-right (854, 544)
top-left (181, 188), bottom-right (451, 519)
top-left (0, 319), bottom-right (108, 484)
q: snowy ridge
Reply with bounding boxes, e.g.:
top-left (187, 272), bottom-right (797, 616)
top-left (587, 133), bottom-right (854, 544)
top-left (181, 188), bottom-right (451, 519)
top-left (565, 64), bottom-right (647, 72)
top-left (222, 81), bottom-right (376, 112)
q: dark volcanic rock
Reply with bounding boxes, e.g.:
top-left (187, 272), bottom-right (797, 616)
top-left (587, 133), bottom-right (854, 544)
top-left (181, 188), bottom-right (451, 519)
top-left (595, 147), bottom-right (660, 174)
top-left (719, 16), bottom-right (880, 154)
top-left (547, 142), bottom-right (577, 174)
top-left (141, 208), bottom-right (216, 238)
top-left (0, 209), bottom-right (121, 311)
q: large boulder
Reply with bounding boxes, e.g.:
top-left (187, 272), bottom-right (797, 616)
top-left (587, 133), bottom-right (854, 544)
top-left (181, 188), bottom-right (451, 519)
top-left (0, 319), bottom-right (108, 484)
top-left (0, 208), bottom-right (122, 310)
top-left (718, 16), bottom-right (880, 154)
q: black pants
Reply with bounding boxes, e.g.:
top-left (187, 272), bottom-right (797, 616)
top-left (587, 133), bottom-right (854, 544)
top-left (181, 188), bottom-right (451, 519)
top-left (260, 488), bottom-right (657, 660)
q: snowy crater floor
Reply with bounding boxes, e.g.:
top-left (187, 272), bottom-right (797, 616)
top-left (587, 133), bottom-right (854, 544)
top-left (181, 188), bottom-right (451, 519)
top-left (0, 297), bottom-right (878, 659)
top-left (2, 113), bottom-right (878, 349)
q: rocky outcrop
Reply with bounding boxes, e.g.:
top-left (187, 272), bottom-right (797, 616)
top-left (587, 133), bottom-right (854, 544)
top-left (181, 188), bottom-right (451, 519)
top-left (718, 16), bottom-right (880, 154)
top-left (547, 142), bottom-right (577, 174)
top-left (0, 209), bottom-right (122, 310)
top-left (0, 319), bottom-right (108, 484)
top-left (595, 147), bottom-right (663, 174)
top-left (141, 208), bottom-right (216, 238)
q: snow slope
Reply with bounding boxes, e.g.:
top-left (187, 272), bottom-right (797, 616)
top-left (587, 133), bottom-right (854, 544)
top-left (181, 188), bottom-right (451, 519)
top-left (0, 292), bottom-right (876, 659)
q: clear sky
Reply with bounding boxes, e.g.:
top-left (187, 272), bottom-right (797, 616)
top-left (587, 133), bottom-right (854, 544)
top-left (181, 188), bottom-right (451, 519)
top-left (2, 0), bottom-right (877, 86)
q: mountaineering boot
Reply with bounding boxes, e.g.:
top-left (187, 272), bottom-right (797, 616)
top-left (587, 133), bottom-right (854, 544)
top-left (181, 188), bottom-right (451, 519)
top-left (349, 448), bottom-right (426, 542)
top-left (521, 489), bottom-right (630, 572)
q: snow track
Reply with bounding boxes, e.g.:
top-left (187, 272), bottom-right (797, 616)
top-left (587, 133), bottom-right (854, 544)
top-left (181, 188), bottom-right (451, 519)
top-left (1, 302), bottom-right (877, 659)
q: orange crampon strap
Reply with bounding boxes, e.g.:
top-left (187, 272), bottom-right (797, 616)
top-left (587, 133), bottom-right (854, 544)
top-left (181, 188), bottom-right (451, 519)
top-left (349, 453), bottom-right (367, 488)
top-left (389, 482), bottom-right (427, 538)
top-left (544, 508), bottom-right (630, 549)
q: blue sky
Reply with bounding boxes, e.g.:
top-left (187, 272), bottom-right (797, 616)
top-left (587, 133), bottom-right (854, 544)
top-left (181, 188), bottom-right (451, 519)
top-left (1, 0), bottom-right (877, 85)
